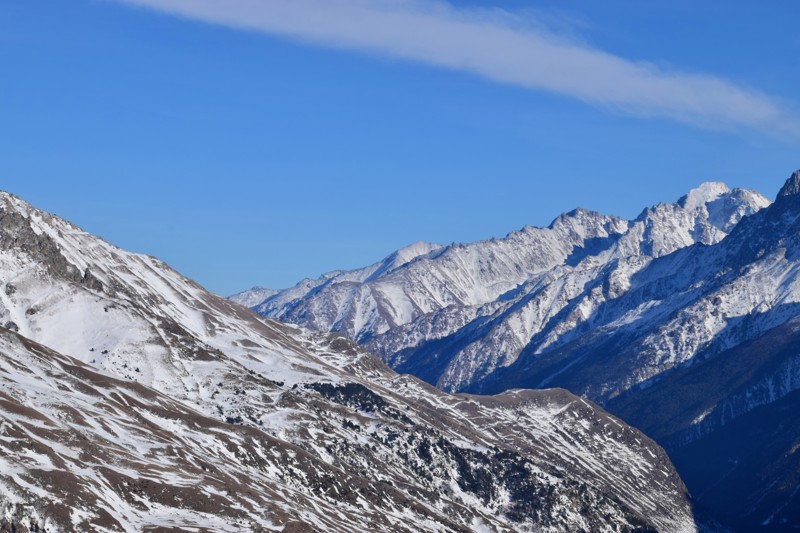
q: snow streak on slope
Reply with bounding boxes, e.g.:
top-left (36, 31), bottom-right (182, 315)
top-left (0, 191), bottom-right (695, 532)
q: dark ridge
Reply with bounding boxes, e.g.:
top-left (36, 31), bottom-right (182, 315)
top-left (776, 169), bottom-right (800, 198)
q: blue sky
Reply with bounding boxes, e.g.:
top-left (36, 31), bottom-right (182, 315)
top-left (2, 0), bottom-right (799, 295)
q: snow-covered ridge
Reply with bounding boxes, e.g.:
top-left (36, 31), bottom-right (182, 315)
top-left (236, 181), bottom-right (770, 392)
top-left (243, 207), bottom-right (630, 342)
top-left (0, 190), bottom-right (695, 532)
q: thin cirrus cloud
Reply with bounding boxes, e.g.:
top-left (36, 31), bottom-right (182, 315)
top-left (116, 0), bottom-right (797, 135)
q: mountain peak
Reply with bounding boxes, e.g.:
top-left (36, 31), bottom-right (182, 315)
top-left (394, 240), bottom-right (442, 261)
top-left (370, 241), bottom-right (442, 278)
top-left (677, 181), bottom-right (730, 211)
top-left (0, 190), bottom-right (27, 210)
top-left (777, 169), bottom-right (800, 198)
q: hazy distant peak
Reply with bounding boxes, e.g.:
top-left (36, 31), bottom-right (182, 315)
top-left (229, 286), bottom-right (278, 307)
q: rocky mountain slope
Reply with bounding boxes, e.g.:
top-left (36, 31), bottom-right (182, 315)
top-left (0, 191), bottom-right (695, 532)
top-left (237, 172), bottom-right (800, 530)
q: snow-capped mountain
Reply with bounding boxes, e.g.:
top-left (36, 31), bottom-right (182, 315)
top-left (0, 192), bottom-right (695, 532)
top-left (473, 173), bottom-right (800, 528)
top-left (236, 181), bottom-right (769, 393)
top-left (237, 172), bottom-right (800, 530)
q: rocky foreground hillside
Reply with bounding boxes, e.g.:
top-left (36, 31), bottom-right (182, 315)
top-left (0, 191), bottom-right (695, 532)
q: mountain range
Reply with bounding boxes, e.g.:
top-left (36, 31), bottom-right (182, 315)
top-left (0, 191), bottom-right (696, 532)
top-left (235, 173), bottom-right (800, 531)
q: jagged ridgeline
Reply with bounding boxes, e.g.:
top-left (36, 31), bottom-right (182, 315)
top-left (234, 181), bottom-right (768, 394)
top-left (0, 192), bottom-right (694, 532)
top-left (236, 172), bottom-right (800, 530)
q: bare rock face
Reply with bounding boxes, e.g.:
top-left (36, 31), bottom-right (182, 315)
top-left (0, 197), bottom-right (83, 283)
top-left (0, 191), bottom-right (695, 532)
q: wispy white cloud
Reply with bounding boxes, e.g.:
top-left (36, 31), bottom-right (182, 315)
top-left (116, 0), bottom-right (797, 134)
